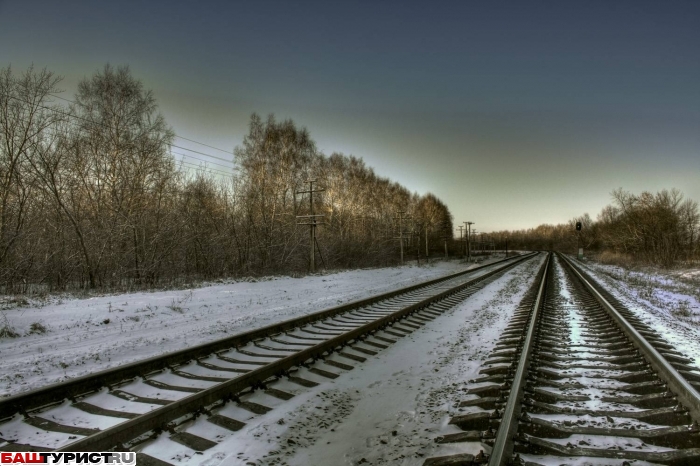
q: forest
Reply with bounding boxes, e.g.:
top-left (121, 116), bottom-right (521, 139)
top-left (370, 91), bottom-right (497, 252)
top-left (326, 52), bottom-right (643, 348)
top-left (491, 188), bottom-right (700, 267)
top-left (0, 65), bottom-right (453, 293)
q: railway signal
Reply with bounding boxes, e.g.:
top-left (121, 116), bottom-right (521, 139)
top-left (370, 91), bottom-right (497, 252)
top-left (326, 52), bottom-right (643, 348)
top-left (575, 221), bottom-right (583, 259)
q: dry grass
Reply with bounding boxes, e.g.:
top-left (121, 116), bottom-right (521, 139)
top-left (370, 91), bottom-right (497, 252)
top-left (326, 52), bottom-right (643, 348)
top-left (597, 251), bottom-right (637, 269)
top-left (0, 311), bottom-right (19, 338)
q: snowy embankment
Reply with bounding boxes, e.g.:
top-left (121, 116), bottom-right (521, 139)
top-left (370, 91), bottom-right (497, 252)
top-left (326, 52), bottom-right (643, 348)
top-left (577, 258), bottom-right (700, 367)
top-left (0, 260), bottom-right (486, 398)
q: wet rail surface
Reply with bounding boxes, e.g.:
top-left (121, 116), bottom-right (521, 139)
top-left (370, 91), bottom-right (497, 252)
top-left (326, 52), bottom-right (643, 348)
top-left (0, 253), bottom-right (538, 464)
top-left (425, 253), bottom-right (700, 466)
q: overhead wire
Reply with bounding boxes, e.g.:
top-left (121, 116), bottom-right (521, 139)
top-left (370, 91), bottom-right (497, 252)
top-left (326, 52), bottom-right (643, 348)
top-left (3, 92), bottom-right (237, 167)
top-left (170, 150), bottom-right (235, 170)
top-left (49, 92), bottom-right (235, 155)
top-left (177, 160), bottom-right (233, 177)
top-left (2, 102), bottom-right (236, 178)
top-left (2, 107), bottom-right (234, 179)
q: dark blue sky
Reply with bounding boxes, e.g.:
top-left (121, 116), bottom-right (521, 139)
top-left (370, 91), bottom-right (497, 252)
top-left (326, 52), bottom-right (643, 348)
top-left (2, 0), bottom-right (699, 231)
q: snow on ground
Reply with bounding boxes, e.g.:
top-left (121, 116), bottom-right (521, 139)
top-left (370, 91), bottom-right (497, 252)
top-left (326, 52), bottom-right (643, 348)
top-left (0, 259), bottom-right (498, 398)
top-left (576, 258), bottom-right (700, 368)
top-left (144, 254), bottom-right (545, 466)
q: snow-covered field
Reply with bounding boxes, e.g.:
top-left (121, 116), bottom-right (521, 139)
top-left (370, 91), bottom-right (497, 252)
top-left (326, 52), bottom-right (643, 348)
top-left (0, 260), bottom-right (494, 398)
top-left (137, 254), bottom-right (545, 465)
top-left (576, 258), bottom-right (700, 368)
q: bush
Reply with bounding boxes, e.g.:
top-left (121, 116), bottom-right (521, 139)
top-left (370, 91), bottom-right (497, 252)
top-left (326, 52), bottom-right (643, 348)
top-left (0, 312), bottom-right (19, 338)
top-left (28, 322), bottom-right (47, 334)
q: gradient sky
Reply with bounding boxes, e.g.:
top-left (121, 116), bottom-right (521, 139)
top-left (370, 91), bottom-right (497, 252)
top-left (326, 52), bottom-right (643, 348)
top-left (1, 0), bottom-right (699, 232)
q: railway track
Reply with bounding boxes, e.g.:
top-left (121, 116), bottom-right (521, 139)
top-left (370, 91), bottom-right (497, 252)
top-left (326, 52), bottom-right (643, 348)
top-left (0, 253), bottom-right (537, 463)
top-left (426, 253), bottom-right (700, 466)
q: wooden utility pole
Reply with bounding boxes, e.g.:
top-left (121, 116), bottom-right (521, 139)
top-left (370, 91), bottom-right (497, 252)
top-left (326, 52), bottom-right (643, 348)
top-left (441, 223), bottom-right (450, 259)
top-left (457, 225), bottom-right (465, 259)
top-left (425, 223), bottom-right (429, 258)
top-left (394, 211), bottom-right (412, 265)
top-left (414, 228), bottom-right (421, 265)
top-left (465, 221), bottom-right (474, 262)
top-left (296, 180), bottom-right (325, 273)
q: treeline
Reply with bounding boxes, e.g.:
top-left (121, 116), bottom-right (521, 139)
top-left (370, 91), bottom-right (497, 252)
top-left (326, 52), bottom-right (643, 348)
top-left (491, 188), bottom-right (699, 267)
top-left (0, 65), bottom-right (453, 293)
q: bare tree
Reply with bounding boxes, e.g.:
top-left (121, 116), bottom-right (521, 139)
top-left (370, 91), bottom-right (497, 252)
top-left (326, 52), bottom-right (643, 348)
top-left (0, 65), bottom-right (62, 287)
top-left (1, 66), bottom-right (458, 293)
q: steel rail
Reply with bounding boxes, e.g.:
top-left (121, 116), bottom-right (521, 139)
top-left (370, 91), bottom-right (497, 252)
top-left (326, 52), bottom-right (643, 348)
top-left (55, 253), bottom-right (538, 452)
top-left (488, 253), bottom-right (550, 466)
top-left (0, 253), bottom-right (535, 420)
top-left (559, 253), bottom-right (700, 422)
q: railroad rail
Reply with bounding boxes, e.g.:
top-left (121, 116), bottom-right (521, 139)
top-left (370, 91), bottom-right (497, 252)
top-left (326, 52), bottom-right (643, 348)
top-left (425, 252), bottom-right (700, 466)
top-left (0, 253), bottom-right (537, 462)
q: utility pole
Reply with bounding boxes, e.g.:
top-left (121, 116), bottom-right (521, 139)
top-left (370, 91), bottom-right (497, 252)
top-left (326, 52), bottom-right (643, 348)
top-left (425, 223), bottom-right (429, 258)
top-left (415, 227), bottom-right (421, 265)
top-left (442, 223), bottom-right (450, 259)
top-left (296, 180), bottom-right (325, 273)
top-left (465, 221), bottom-right (474, 263)
top-left (394, 211), bottom-right (412, 265)
top-left (457, 225), bottom-right (465, 259)
top-left (472, 229), bottom-right (478, 258)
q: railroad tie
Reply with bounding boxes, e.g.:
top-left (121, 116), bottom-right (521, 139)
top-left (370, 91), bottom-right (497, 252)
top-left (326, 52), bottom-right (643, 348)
top-left (170, 431), bottom-right (218, 451)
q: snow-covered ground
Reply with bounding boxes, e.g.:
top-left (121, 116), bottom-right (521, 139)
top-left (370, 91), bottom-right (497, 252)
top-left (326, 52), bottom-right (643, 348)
top-left (0, 259), bottom-right (501, 398)
top-left (576, 257), bottom-right (700, 368)
top-left (135, 254), bottom-right (545, 465)
top-left (3, 253), bottom-right (694, 464)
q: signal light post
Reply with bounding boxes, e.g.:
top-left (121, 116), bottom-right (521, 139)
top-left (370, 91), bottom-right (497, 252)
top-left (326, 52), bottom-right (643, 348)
top-left (576, 221), bottom-right (582, 259)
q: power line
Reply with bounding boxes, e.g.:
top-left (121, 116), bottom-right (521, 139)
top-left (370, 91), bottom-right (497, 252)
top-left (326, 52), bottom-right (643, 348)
top-left (2, 93), bottom-right (236, 165)
top-left (1, 108), bottom-right (238, 176)
top-left (173, 135), bottom-right (233, 155)
top-left (178, 160), bottom-right (232, 176)
top-left (49, 93), bottom-right (235, 155)
top-left (170, 150), bottom-right (235, 170)
top-left (177, 160), bottom-right (232, 177)
top-left (2, 97), bottom-right (236, 179)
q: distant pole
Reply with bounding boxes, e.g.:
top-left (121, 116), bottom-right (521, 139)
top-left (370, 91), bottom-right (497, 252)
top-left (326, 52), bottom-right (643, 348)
top-left (444, 229), bottom-right (449, 259)
top-left (394, 211), bottom-right (412, 265)
top-left (296, 180), bottom-right (325, 273)
top-left (310, 181), bottom-right (314, 271)
top-left (425, 223), bottom-right (429, 258)
top-left (400, 212), bottom-right (404, 264)
top-left (471, 229), bottom-right (477, 259)
top-left (465, 221), bottom-right (474, 262)
top-left (416, 229), bottom-right (421, 265)
top-left (457, 226), bottom-right (465, 259)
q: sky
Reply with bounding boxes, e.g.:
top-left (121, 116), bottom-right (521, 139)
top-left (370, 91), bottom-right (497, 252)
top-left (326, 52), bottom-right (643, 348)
top-left (1, 0), bottom-right (699, 232)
